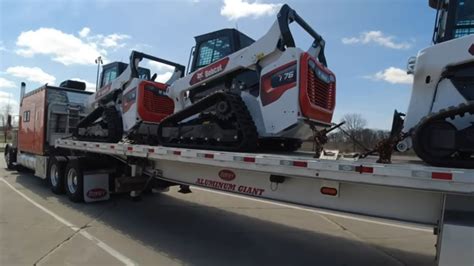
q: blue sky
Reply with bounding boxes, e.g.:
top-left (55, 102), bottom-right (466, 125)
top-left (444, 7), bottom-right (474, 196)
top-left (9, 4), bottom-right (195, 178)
top-left (0, 0), bottom-right (436, 129)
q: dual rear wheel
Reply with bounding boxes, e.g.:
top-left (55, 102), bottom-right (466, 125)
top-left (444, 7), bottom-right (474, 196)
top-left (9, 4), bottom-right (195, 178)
top-left (48, 157), bottom-right (84, 202)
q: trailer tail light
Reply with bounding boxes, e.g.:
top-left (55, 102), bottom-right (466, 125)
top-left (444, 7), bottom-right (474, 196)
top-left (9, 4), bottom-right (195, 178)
top-left (299, 53), bottom-right (335, 124)
top-left (320, 187), bottom-right (338, 196)
top-left (243, 157), bottom-right (256, 163)
top-left (137, 81), bottom-right (174, 123)
top-left (355, 166), bottom-right (374, 174)
top-left (432, 172), bottom-right (452, 180)
top-left (293, 161), bottom-right (308, 167)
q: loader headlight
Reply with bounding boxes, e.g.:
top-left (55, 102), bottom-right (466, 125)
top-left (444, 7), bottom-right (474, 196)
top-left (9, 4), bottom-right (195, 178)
top-left (406, 56), bottom-right (416, 75)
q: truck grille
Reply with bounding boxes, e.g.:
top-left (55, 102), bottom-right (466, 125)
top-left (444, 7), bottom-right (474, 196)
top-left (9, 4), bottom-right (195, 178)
top-left (143, 88), bottom-right (174, 115)
top-left (307, 67), bottom-right (335, 110)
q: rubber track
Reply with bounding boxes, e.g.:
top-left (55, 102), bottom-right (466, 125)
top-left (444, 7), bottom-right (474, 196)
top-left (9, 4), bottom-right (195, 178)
top-left (157, 92), bottom-right (258, 152)
top-left (74, 107), bottom-right (123, 143)
top-left (412, 101), bottom-right (474, 169)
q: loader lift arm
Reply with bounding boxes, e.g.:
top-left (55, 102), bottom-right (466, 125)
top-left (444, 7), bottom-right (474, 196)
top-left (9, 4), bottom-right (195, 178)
top-left (129, 51), bottom-right (185, 82)
top-left (277, 4), bottom-right (327, 67)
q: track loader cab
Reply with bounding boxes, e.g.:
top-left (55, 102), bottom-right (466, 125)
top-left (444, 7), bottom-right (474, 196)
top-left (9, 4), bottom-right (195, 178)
top-left (430, 0), bottom-right (474, 44)
top-left (190, 29), bottom-right (255, 73)
top-left (159, 5), bottom-right (336, 152)
top-left (75, 51), bottom-right (185, 143)
top-left (392, 0), bottom-right (474, 168)
top-left (99, 62), bottom-right (151, 88)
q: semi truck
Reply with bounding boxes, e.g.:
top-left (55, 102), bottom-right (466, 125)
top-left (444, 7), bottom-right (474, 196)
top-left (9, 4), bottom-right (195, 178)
top-left (3, 2), bottom-right (474, 265)
top-left (4, 79), bottom-right (474, 265)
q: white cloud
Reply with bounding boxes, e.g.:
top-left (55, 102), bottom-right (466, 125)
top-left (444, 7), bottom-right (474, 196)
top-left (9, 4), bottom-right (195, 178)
top-left (342, 31), bottom-right (412, 50)
top-left (365, 67), bottom-right (413, 85)
top-left (6, 66), bottom-right (56, 85)
top-left (147, 61), bottom-right (174, 73)
top-left (0, 41), bottom-right (6, 52)
top-left (155, 72), bottom-right (173, 83)
top-left (100, 33), bottom-right (130, 48)
top-left (16, 28), bottom-right (104, 65)
top-left (0, 78), bottom-right (16, 89)
top-left (71, 78), bottom-right (96, 91)
top-left (15, 27), bottom-right (131, 66)
top-left (79, 27), bottom-right (91, 38)
top-left (146, 61), bottom-right (175, 83)
top-left (220, 0), bottom-right (282, 20)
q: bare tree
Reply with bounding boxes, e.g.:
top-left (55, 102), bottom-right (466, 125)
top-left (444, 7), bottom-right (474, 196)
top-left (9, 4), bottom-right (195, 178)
top-left (341, 113), bottom-right (368, 152)
top-left (1, 102), bottom-right (13, 142)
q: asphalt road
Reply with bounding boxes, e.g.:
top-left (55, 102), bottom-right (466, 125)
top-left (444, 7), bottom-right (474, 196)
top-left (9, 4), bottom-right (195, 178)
top-left (0, 159), bottom-right (437, 266)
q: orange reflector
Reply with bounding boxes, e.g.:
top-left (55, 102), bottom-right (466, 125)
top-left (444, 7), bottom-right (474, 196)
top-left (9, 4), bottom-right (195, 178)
top-left (432, 172), bottom-right (452, 180)
top-left (293, 161), bottom-right (308, 167)
top-left (243, 157), bottom-right (255, 163)
top-left (355, 166), bottom-right (373, 174)
top-left (320, 187), bottom-right (338, 196)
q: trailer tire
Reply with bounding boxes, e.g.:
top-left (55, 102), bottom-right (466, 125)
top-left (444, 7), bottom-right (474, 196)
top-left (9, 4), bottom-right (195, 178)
top-left (4, 145), bottom-right (16, 170)
top-left (48, 157), bottom-right (65, 194)
top-left (65, 159), bottom-right (84, 202)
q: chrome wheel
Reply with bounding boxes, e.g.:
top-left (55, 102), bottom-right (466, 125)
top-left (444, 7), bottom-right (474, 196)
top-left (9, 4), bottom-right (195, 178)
top-left (50, 164), bottom-right (59, 187)
top-left (67, 168), bottom-right (78, 194)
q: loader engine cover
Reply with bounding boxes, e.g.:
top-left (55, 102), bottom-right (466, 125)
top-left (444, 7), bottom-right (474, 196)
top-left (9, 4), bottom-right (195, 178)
top-left (122, 80), bottom-right (175, 131)
top-left (299, 53), bottom-right (336, 124)
top-left (135, 81), bottom-right (174, 123)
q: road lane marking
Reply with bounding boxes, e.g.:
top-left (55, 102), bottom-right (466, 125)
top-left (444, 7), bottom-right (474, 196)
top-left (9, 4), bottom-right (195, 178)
top-left (192, 186), bottom-right (433, 233)
top-left (0, 178), bottom-right (136, 266)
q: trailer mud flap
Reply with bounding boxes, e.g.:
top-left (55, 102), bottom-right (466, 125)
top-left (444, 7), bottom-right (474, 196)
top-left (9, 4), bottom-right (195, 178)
top-left (83, 172), bottom-right (109, 202)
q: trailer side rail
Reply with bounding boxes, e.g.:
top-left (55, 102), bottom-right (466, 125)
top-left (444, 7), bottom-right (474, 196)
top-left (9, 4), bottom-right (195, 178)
top-left (55, 139), bottom-right (474, 195)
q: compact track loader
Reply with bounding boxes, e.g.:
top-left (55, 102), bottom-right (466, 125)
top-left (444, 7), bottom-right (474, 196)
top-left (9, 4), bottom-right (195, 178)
top-left (75, 4), bottom-right (336, 152)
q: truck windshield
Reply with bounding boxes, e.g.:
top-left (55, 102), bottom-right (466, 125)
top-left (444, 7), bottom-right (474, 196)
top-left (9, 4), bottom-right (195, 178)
top-left (453, 0), bottom-right (474, 38)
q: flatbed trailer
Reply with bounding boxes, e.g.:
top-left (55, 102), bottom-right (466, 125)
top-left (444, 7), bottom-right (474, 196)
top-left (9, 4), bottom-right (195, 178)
top-left (53, 138), bottom-right (474, 266)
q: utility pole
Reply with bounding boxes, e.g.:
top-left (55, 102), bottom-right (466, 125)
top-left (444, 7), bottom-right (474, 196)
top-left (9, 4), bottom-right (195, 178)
top-left (95, 56), bottom-right (103, 91)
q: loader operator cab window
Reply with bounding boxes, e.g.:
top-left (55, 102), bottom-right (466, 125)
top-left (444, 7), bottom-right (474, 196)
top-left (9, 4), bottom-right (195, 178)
top-left (433, 0), bottom-right (474, 43)
top-left (452, 0), bottom-right (474, 38)
top-left (137, 67), bottom-right (151, 80)
top-left (100, 62), bottom-right (151, 88)
top-left (101, 66), bottom-right (119, 88)
top-left (196, 36), bottom-right (232, 69)
top-left (190, 29), bottom-right (255, 73)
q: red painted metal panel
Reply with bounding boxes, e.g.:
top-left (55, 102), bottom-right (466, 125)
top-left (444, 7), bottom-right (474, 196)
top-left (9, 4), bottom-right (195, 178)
top-left (18, 87), bottom-right (47, 155)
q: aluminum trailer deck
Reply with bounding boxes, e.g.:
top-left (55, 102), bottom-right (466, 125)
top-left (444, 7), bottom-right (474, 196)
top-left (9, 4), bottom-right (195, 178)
top-left (55, 139), bottom-right (474, 266)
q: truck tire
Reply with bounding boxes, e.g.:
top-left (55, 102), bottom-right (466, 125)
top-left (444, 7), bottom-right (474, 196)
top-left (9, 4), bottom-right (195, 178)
top-left (65, 159), bottom-right (84, 202)
top-left (48, 157), bottom-right (65, 194)
top-left (4, 145), bottom-right (16, 170)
